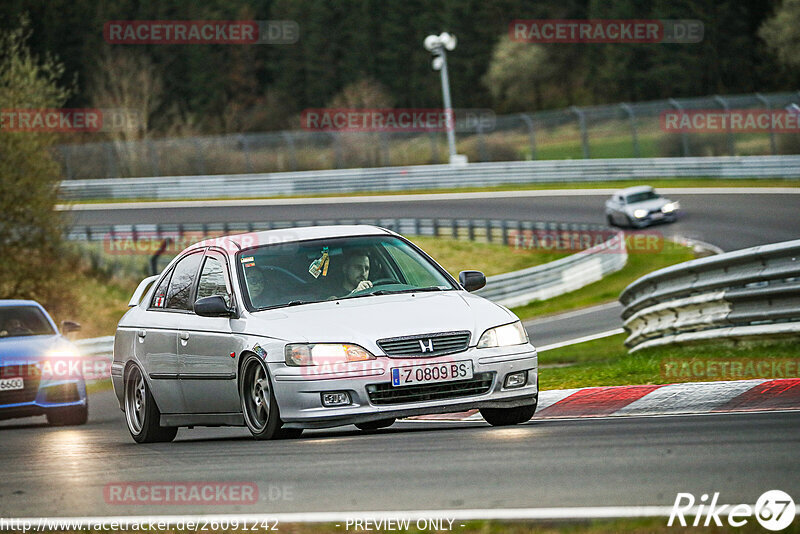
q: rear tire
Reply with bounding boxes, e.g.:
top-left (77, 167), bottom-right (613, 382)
top-left (480, 403), bottom-right (537, 427)
top-left (124, 365), bottom-right (177, 443)
top-left (240, 354), bottom-right (282, 440)
top-left (47, 400), bottom-right (88, 426)
top-left (355, 418), bottom-right (396, 431)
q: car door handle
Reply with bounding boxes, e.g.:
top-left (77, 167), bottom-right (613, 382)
top-left (179, 332), bottom-right (190, 341)
top-left (137, 329), bottom-right (147, 338)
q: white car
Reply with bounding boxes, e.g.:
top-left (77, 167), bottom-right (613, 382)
top-left (605, 185), bottom-right (680, 228)
top-left (112, 225), bottom-right (539, 442)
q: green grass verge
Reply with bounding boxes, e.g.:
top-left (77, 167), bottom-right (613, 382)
top-left (511, 240), bottom-right (695, 320)
top-left (61, 177), bottom-right (800, 205)
top-left (540, 334), bottom-right (800, 391)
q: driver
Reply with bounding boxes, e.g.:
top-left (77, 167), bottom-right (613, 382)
top-left (244, 267), bottom-right (269, 308)
top-left (338, 250), bottom-right (372, 297)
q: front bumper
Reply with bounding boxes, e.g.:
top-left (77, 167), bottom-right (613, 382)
top-left (0, 379), bottom-right (87, 421)
top-left (269, 345), bottom-right (538, 429)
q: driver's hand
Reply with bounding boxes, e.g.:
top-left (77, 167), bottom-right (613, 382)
top-left (351, 280), bottom-right (373, 293)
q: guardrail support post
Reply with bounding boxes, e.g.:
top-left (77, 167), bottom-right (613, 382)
top-left (282, 132), bottom-right (298, 171)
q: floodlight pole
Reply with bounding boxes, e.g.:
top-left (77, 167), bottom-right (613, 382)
top-left (436, 48), bottom-right (457, 162)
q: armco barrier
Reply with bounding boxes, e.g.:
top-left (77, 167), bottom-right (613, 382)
top-left (58, 156), bottom-right (800, 201)
top-left (619, 239), bottom-right (800, 351)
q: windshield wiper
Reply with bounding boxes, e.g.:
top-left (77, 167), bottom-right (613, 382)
top-left (371, 286), bottom-right (447, 295)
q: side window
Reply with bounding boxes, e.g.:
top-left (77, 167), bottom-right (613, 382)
top-left (165, 253), bottom-right (204, 311)
top-left (150, 270), bottom-right (172, 308)
top-left (197, 255), bottom-right (232, 307)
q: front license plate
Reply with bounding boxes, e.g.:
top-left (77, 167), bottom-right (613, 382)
top-left (0, 377), bottom-right (24, 391)
top-left (391, 361), bottom-right (473, 387)
top-left (651, 212), bottom-right (664, 220)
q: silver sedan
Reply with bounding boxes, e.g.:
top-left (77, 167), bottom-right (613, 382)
top-left (605, 185), bottom-right (680, 228)
top-left (112, 225), bottom-right (539, 442)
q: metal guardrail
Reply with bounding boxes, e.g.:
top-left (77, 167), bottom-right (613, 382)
top-left (74, 336), bottom-right (115, 357)
top-left (619, 239), bottom-right (800, 351)
top-left (58, 156), bottom-right (800, 201)
top-left (68, 217), bottom-right (627, 310)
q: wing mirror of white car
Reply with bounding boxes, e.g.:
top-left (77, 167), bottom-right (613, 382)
top-left (459, 270), bottom-right (486, 292)
top-left (194, 296), bottom-right (236, 318)
top-left (61, 320), bottom-right (81, 337)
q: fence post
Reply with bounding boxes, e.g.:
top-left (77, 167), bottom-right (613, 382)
top-left (192, 139), bottom-right (206, 175)
top-left (620, 103), bottom-right (640, 158)
top-left (331, 132), bottom-right (344, 168)
top-left (571, 106), bottom-right (590, 158)
top-left (429, 132), bottom-right (441, 164)
top-left (104, 142), bottom-right (118, 178)
top-left (60, 145), bottom-right (73, 179)
top-left (477, 122), bottom-right (489, 162)
top-left (282, 132), bottom-right (298, 171)
top-left (518, 114), bottom-right (537, 160)
top-left (668, 98), bottom-right (690, 157)
top-left (713, 95), bottom-right (736, 156)
top-left (239, 135), bottom-right (254, 173)
top-left (380, 132), bottom-right (390, 166)
top-left (147, 140), bottom-right (160, 176)
top-left (756, 93), bottom-right (777, 156)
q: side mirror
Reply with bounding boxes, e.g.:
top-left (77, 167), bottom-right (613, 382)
top-left (194, 296), bottom-right (235, 318)
top-left (458, 270), bottom-right (486, 292)
top-left (61, 321), bottom-right (81, 334)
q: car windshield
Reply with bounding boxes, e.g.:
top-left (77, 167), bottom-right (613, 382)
top-left (239, 235), bottom-right (456, 310)
top-left (626, 191), bottom-right (659, 204)
top-left (0, 306), bottom-right (56, 338)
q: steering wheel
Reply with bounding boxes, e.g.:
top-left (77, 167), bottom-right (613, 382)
top-left (349, 278), bottom-right (398, 296)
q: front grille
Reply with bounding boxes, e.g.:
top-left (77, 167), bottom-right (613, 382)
top-left (0, 365), bottom-right (40, 406)
top-left (377, 331), bottom-right (471, 358)
top-left (367, 372), bottom-right (494, 405)
top-left (45, 383), bottom-right (80, 403)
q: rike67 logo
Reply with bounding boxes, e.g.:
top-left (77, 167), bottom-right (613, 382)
top-left (669, 490), bottom-right (795, 531)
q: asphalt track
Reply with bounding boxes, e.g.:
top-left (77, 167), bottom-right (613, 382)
top-left (1, 389), bottom-right (799, 518)
top-left (63, 188), bottom-right (800, 251)
top-left (1, 187), bottom-right (794, 520)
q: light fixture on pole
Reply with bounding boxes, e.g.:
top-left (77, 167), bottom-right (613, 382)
top-left (424, 32), bottom-right (467, 165)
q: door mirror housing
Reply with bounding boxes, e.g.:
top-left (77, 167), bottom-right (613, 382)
top-left (458, 270), bottom-right (486, 292)
top-left (194, 296), bottom-right (235, 317)
top-left (61, 321), bottom-right (81, 335)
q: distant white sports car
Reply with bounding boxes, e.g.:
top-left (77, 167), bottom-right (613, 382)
top-left (605, 185), bottom-right (680, 228)
top-left (112, 225), bottom-right (539, 443)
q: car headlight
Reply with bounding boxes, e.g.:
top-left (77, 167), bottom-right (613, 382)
top-left (284, 343), bottom-right (376, 366)
top-left (633, 209), bottom-right (648, 219)
top-left (661, 201), bottom-right (680, 213)
top-left (477, 321), bottom-right (528, 349)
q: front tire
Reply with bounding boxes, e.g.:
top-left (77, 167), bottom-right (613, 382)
top-left (124, 365), bottom-right (177, 443)
top-left (480, 403), bottom-right (537, 427)
top-left (240, 354), bottom-right (282, 440)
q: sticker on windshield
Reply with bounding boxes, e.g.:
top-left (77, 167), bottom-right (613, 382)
top-left (240, 256), bottom-right (254, 263)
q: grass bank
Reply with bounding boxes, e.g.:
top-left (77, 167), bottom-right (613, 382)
top-left (540, 334), bottom-right (800, 391)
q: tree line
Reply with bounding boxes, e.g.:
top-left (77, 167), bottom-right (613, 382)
top-left (1, 0), bottom-right (799, 137)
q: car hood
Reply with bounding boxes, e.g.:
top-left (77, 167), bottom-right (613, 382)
top-left (626, 198), bottom-right (670, 212)
top-left (246, 291), bottom-right (516, 348)
top-left (0, 335), bottom-right (68, 364)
